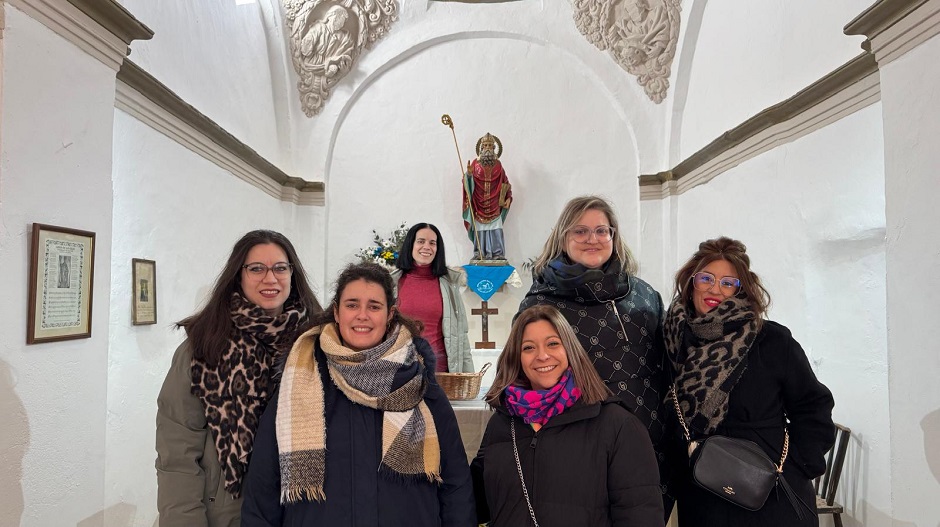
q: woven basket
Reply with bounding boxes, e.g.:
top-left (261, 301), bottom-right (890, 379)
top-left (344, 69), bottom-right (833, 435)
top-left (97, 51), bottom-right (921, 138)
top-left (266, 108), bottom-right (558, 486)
top-left (437, 363), bottom-right (492, 401)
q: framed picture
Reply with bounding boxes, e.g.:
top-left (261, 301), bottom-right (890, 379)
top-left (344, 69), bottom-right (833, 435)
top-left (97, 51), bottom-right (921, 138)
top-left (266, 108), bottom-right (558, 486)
top-left (27, 223), bottom-right (96, 344)
top-left (132, 258), bottom-right (157, 325)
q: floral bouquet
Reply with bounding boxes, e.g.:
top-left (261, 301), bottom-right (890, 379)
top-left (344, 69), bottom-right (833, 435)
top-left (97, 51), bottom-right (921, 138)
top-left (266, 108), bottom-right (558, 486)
top-left (355, 222), bottom-right (409, 267)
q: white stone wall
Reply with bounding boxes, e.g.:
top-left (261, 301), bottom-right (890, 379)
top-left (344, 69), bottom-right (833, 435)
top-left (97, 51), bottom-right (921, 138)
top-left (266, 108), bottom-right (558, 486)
top-left (0, 5), bottom-right (117, 525)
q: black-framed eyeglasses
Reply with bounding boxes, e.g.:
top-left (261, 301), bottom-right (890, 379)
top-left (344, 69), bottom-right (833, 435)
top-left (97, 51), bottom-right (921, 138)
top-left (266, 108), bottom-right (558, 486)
top-left (692, 271), bottom-right (740, 294)
top-left (567, 225), bottom-right (615, 243)
top-left (242, 262), bottom-right (292, 279)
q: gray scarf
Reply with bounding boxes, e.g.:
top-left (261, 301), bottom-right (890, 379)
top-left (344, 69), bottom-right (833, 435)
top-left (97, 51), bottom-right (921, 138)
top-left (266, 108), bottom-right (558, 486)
top-left (664, 296), bottom-right (759, 436)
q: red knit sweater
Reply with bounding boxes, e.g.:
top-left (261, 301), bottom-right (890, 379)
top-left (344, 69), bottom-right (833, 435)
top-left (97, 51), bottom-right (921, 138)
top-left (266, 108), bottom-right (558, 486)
top-left (398, 265), bottom-right (447, 372)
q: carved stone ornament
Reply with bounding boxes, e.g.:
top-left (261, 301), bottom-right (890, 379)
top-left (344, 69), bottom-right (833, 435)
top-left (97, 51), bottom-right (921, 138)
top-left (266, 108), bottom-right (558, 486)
top-left (572, 0), bottom-right (681, 104)
top-left (283, 0), bottom-right (398, 117)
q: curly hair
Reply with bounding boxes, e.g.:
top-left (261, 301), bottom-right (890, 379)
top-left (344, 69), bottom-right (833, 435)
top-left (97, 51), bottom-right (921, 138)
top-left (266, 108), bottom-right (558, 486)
top-left (673, 236), bottom-right (771, 324)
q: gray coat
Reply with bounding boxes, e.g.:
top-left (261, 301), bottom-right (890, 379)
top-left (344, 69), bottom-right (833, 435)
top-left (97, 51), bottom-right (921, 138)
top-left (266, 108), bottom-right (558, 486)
top-left (155, 342), bottom-right (241, 527)
top-left (391, 267), bottom-right (474, 372)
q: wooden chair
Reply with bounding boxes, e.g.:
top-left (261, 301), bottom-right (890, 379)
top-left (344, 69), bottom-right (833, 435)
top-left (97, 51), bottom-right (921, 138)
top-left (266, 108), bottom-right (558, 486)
top-left (815, 423), bottom-right (851, 527)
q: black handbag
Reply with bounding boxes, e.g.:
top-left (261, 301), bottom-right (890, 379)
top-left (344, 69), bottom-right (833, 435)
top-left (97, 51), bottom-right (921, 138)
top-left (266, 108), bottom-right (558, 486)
top-left (671, 387), bottom-right (811, 517)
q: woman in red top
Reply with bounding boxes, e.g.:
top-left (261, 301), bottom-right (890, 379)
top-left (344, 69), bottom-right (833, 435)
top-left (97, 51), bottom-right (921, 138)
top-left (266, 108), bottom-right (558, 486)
top-left (392, 223), bottom-right (474, 372)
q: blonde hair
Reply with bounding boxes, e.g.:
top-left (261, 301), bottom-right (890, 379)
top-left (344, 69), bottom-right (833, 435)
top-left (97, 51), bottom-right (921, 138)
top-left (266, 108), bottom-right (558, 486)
top-left (532, 196), bottom-right (637, 275)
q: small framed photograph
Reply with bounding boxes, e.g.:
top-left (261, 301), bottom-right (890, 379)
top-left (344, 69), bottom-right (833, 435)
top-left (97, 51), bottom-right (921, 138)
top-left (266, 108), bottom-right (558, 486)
top-left (27, 223), bottom-right (96, 344)
top-left (132, 258), bottom-right (157, 325)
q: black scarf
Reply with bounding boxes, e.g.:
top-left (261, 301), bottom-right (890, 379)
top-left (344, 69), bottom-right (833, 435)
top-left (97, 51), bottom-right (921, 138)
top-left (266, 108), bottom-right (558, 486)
top-left (537, 256), bottom-right (631, 302)
top-left (664, 296), bottom-right (759, 436)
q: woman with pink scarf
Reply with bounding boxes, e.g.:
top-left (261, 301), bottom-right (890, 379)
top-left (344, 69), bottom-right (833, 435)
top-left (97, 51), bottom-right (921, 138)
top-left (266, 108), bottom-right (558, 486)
top-left (471, 305), bottom-right (664, 527)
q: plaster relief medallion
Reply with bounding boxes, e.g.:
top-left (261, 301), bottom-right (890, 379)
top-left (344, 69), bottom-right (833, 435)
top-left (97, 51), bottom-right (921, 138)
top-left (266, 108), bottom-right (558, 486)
top-left (283, 0), bottom-right (398, 116)
top-left (572, 0), bottom-right (681, 103)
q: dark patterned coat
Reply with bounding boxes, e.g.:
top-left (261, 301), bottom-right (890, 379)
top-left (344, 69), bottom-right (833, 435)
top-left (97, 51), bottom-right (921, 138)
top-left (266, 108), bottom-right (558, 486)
top-left (517, 260), bottom-right (672, 494)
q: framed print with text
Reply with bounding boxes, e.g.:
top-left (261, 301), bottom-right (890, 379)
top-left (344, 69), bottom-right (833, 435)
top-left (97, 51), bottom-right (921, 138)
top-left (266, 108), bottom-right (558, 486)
top-left (27, 223), bottom-right (96, 344)
top-left (132, 258), bottom-right (157, 325)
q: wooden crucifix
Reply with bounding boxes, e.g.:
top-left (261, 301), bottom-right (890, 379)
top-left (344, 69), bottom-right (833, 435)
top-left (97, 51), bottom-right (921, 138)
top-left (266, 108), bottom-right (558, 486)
top-left (471, 301), bottom-right (498, 349)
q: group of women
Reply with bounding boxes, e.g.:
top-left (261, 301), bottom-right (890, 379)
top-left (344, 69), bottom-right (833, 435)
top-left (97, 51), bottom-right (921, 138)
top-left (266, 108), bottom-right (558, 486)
top-left (155, 196), bottom-right (835, 527)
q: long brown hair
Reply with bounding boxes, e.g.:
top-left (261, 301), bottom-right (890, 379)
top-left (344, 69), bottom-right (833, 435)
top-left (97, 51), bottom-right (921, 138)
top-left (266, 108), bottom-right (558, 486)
top-left (310, 262), bottom-right (423, 339)
top-left (484, 305), bottom-right (612, 407)
top-left (673, 236), bottom-right (771, 326)
top-left (176, 230), bottom-right (322, 366)
top-left (531, 195), bottom-right (637, 275)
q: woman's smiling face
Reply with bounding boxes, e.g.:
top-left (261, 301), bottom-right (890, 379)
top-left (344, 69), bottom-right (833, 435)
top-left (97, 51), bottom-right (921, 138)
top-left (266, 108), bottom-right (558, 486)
top-left (333, 278), bottom-right (393, 351)
top-left (691, 259), bottom-right (739, 316)
top-left (520, 319), bottom-right (569, 390)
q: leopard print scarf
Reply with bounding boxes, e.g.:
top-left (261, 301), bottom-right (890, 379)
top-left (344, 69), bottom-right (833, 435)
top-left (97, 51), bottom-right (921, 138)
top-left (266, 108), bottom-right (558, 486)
top-left (190, 292), bottom-right (308, 497)
top-left (664, 296), bottom-right (759, 437)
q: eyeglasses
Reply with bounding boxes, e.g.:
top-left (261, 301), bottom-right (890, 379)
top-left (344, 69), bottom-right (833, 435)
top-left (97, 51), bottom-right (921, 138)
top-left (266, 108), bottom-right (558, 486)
top-left (242, 262), bottom-right (293, 279)
top-left (568, 225), bottom-right (615, 243)
top-left (692, 271), bottom-right (741, 294)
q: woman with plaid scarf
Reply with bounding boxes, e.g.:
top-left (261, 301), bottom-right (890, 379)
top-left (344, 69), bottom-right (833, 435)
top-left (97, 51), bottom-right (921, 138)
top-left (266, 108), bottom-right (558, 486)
top-left (241, 262), bottom-right (476, 526)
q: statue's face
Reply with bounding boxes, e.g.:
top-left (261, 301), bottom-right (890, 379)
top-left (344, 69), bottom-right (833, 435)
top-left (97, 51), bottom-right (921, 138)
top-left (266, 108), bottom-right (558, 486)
top-left (481, 139), bottom-right (495, 153)
top-left (329, 13), bottom-right (346, 31)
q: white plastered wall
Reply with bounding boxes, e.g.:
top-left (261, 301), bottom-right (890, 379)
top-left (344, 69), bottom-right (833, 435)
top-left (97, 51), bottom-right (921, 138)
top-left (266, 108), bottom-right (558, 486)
top-left (670, 0), bottom-right (870, 162)
top-left (114, 0), bottom-right (288, 169)
top-left (104, 111), bottom-right (325, 527)
top-left (878, 31), bottom-right (940, 527)
top-left (0, 4), bottom-right (117, 526)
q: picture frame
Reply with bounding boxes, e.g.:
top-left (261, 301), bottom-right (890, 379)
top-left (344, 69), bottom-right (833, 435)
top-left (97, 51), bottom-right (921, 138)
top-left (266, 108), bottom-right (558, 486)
top-left (132, 258), bottom-right (157, 325)
top-left (27, 223), bottom-right (96, 344)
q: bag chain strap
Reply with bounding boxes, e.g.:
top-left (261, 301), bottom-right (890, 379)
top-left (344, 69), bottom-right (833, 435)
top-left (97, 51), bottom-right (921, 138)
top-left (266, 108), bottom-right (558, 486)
top-left (510, 418), bottom-right (540, 527)
top-left (671, 386), bottom-right (789, 473)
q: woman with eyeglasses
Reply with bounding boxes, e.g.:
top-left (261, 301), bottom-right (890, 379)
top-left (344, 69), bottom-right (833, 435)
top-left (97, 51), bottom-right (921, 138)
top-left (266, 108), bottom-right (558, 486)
top-left (392, 223), bottom-right (473, 373)
top-left (517, 195), bottom-right (673, 516)
top-left (156, 230), bottom-right (322, 527)
top-left (665, 237), bottom-right (834, 527)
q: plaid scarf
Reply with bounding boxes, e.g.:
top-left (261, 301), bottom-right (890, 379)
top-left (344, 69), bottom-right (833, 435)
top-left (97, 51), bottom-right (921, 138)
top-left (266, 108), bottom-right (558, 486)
top-left (190, 292), bottom-right (307, 497)
top-left (504, 368), bottom-right (581, 426)
top-left (664, 296), bottom-right (759, 436)
top-left (276, 323), bottom-right (442, 504)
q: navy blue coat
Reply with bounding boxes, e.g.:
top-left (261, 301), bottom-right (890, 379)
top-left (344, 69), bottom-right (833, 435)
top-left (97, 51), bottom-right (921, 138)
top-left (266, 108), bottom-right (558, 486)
top-left (241, 337), bottom-right (476, 527)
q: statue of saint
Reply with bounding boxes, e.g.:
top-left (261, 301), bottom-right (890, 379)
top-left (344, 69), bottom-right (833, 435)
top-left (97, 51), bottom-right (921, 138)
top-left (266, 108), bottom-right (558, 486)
top-left (462, 133), bottom-right (512, 262)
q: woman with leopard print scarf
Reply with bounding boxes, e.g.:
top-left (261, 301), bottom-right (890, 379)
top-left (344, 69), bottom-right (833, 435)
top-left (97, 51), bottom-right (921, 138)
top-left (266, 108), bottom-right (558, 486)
top-left (156, 230), bottom-right (321, 527)
top-left (664, 237), bottom-right (834, 527)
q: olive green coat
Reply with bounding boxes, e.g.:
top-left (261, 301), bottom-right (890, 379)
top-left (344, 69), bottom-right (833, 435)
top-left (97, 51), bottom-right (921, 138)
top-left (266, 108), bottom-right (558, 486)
top-left (155, 341), bottom-right (241, 527)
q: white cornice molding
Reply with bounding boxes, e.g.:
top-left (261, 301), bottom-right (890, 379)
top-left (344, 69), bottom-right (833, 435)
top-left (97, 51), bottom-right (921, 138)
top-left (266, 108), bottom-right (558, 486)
top-left (640, 53), bottom-right (880, 201)
top-left (116, 60), bottom-right (324, 206)
top-left (5, 0), bottom-right (152, 71)
top-left (845, 0), bottom-right (940, 66)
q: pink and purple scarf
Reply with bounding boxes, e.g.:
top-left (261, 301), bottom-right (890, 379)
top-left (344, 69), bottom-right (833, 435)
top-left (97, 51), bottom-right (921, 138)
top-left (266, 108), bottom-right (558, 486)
top-left (504, 368), bottom-right (581, 426)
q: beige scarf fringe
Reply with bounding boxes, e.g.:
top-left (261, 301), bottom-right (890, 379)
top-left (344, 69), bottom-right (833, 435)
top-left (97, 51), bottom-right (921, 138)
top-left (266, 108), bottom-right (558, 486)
top-left (276, 323), bottom-right (441, 504)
